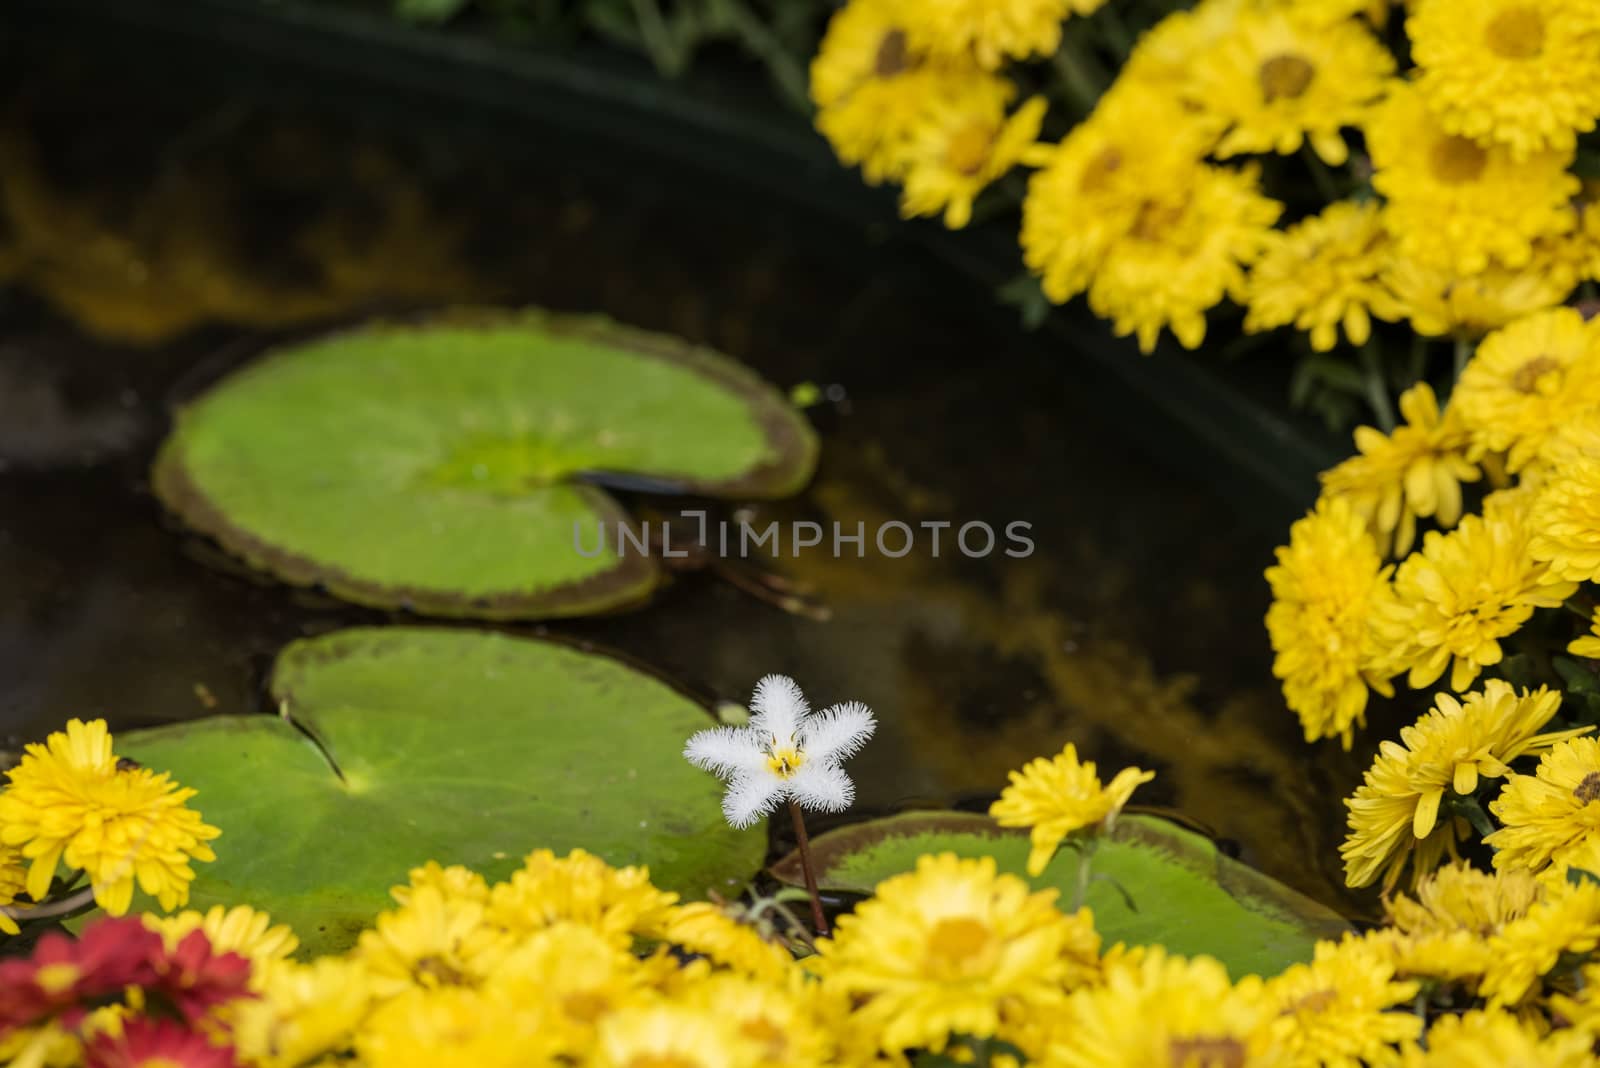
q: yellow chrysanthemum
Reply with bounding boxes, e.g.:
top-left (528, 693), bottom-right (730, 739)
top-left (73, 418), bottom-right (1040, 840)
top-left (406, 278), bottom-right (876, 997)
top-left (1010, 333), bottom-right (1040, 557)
top-left (811, 0), bottom-right (937, 184)
top-left (357, 986), bottom-right (550, 1068)
top-left (1452, 307), bottom-right (1600, 472)
top-left (0, 718), bottom-right (220, 915)
top-left (896, 75), bottom-right (1050, 229)
top-left (680, 972), bottom-right (836, 1068)
top-left (1084, 161), bottom-right (1281, 354)
top-left (1480, 878), bottom-right (1600, 1007)
top-left (483, 921), bottom-right (662, 1057)
top-left (1376, 489), bottom-right (1576, 692)
top-left (391, 861), bottom-right (490, 906)
top-left (1021, 82), bottom-right (1213, 308)
top-left (1262, 935), bottom-right (1420, 1067)
top-left (1264, 495), bottom-right (1398, 748)
top-left (354, 883), bottom-right (510, 996)
top-left (1486, 736), bottom-right (1600, 873)
top-left (1187, 7), bottom-right (1393, 164)
top-left (1373, 863), bottom-right (1540, 987)
top-left (590, 1001), bottom-right (761, 1068)
top-left (902, 0), bottom-right (1086, 69)
top-left (1319, 382), bottom-right (1481, 557)
top-left (1244, 199), bottom-right (1401, 353)
top-left (1341, 681), bottom-right (1584, 889)
top-left (659, 901), bottom-right (796, 984)
top-left (0, 842), bottom-right (26, 935)
top-left (1265, 0), bottom-right (1390, 24)
top-left (0, 1022), bottom-right (80, 1068)
top-left (1402, 1008), bottom-right (1596, 1067)
top-left (1121, 0), bottom-right (1246, 94)
top-left (1367, 82), bottom-right (1579, 275)
top-left (1530, 454), bottom-right (1600, 585)
top-left (144, 904), bottom-right (299, 978)
top-left (1409, 0), bottom-right (1600, 160)
top-left (1388, 861), bottom-right (1541, 938)
top-left (811, 853), bottom-right (1093, 1053)
top-left (1047, 947), bottom-right (1274, 1068)
top-left (484, 847), bottom-right (677, 946)
top-left (232, 957), bottom-right (373, 1068)
top-left (1383, 236), bottom-right (1584, 340)
top-left (988, 744), bottom-right (1154, 876)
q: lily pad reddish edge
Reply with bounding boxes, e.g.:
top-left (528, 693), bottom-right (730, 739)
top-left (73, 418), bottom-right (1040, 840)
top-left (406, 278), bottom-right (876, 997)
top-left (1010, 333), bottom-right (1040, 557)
top-left (150, 308), bottom-right (820, 620)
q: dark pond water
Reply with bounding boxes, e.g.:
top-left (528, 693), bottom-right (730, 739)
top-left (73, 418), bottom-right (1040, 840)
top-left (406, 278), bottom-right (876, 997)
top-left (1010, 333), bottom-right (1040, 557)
top-left (0, 24), bottom-right (1380, 913)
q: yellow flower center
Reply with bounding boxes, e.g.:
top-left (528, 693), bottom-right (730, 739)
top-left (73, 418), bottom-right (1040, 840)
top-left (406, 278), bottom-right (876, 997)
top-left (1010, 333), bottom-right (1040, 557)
top-left (412, 955), bottom-right (468, 986)
top-left (1080, 147), bottom-right (1124, 194)
top-left (1511, 355), bottom-right (1562, 394)
top-left (945, 121), bottom-right (996, 178)
top-left (625, 1057), bottom-right (699, 1068)
top-left (875, 29), bottom-right (909, 77)
top-left (1166, 1036), bottom-right (1247, 1068)
top-left (1285, 988), bottom-right (1338, 1015)
top-left (925, 916), bottom-right (996, 976)
top-left (739, 1016), bottom-right (787, 1054)
top-left (1573, 772), bottom-right (1600, 804)
top-left (562, 991), bottom-right (611, 1023)
top-left (1258, 54), bottom-right (1315, 103)
top-left (1485, 5), bottom-right (1545, 60)
top-left (766, 744), bottom-right (806, 779)
top-left (1132, 199), bottom-right (1185, 242)
top-left (1429, 135), bottom-right (1488, 185)
top-left (36, 962), bottom-right (80, 994)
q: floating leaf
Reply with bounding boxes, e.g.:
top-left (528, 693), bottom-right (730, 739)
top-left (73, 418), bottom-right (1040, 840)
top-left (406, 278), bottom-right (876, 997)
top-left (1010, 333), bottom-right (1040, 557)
top-left (772, 811), bottom-right (1348, 977)
top-left (153, 311), bottom-right (817, 618)
top-left (119, 627), bottom-right (764, 955)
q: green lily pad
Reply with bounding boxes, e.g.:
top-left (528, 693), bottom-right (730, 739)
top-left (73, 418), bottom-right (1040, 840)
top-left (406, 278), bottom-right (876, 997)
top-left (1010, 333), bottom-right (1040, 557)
top-left (152, 311), bottom-right (817, 618)
top-left (772, 812), bottom-right (1348, 978)
top-left (119, 627), bottom-right (764, 955)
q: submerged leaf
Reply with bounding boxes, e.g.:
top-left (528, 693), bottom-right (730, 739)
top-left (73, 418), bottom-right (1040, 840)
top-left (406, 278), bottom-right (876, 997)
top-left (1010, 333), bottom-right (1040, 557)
top-left (119, 627), bottom-right (765, 955)
top-left (153, 311), bottom-right (817, 618)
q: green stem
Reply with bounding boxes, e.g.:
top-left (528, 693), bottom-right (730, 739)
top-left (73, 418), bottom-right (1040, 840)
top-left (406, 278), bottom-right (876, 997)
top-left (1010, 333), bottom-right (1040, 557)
top-left (1050, 41), bottom-right (1109, 116)
top-left (715, 0), bottom-right (812, 113)
top-left (1452, 335), bottom-right (1474, 381)
top-left (630, 0), bottom-right (686, 76)
top-left (1359, 343), bottom-right (1396, 431)
top-left (1454, 796), bottom-right (1497, 840)
top-left (1301, 145), bottom-right (1343, 203)
top-left (1071, 838), bottom-right (1098, 913)
top-left (788, 800), bottom-right (829, 937)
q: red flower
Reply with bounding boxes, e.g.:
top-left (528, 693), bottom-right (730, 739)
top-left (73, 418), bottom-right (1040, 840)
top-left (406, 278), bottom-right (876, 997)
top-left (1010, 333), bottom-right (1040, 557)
top-left (0, 918), bottom-right (162, 1034)
top-left (84, 1016), bottom-right (237, 1068)
top-left (150, 930), bottom-right (253, 1023)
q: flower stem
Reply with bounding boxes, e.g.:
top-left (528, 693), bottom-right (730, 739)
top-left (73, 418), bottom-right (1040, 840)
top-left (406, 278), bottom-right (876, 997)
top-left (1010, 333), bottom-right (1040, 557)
top-left (1071, 838), bottom-right (1098, 913)
top-left (788, 800), bottom-right (829, 937)
top-left (0, 884), bottom-right (97, 924)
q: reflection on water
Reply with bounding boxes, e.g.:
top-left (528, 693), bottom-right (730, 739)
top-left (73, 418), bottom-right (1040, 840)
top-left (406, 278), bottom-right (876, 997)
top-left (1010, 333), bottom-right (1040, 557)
top-left (0, 40), bottom-right (1377, 913)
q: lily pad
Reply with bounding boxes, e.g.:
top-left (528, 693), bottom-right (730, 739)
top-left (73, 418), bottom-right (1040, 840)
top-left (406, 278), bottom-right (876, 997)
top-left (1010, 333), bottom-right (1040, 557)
top-left (119, 627), bottom-right (765, 955)
top-left (153, 311), bottom-right (818, 618)
top-left (772, 812), bottom-right (1348, 978)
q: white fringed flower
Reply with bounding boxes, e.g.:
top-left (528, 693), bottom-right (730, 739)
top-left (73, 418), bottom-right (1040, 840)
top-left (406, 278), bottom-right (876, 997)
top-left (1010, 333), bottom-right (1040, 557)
top-left (684, 674), bottom-right (876, 828)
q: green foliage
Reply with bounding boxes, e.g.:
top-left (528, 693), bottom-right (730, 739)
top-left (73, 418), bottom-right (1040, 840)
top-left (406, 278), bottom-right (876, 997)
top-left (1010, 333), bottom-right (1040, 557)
top-left (119, 627), bottom-right (765, 955)
top-left (771, 811), bottom-right (1349, 978)
top-left (153, 311), bottom-right (816, 620)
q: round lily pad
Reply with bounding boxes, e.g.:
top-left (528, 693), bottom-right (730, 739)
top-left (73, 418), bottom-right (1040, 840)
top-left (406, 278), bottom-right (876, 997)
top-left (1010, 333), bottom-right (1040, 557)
top-left (772, 812), bottom-right (1349, 978)
top-left (152, 311), bottom-right (818, 618)
top-left (118, 627), bottom-right (765, 955)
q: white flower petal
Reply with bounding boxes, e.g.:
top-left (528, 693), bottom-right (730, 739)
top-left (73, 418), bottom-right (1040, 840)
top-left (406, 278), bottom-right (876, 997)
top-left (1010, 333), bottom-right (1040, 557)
top-left (683, 726), bottom-right (768, 779)
top-left (749, 674), bottom-right (807, 742)
top-left (787, 762), bottom-right (854, 814)
top-left (722, 772), bottom-right (784, 828)
top-left (800, 701), bottom-right (876, 765)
